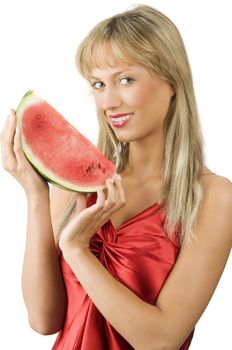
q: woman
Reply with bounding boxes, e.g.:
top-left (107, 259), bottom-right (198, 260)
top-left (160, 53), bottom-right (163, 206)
top-left (1, 5), bottom-right (232, 350)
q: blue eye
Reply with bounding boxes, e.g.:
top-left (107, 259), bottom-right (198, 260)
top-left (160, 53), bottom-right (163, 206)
top-left (90, 76), bottom-right (135, 89)
top-left (91, 81), bottom-right (104, 90)
top-left (120, 77), bottom-right (134, 85)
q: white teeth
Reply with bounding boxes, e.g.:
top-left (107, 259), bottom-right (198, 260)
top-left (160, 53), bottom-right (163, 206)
top-left (111, 114), bottom-right (132, 123)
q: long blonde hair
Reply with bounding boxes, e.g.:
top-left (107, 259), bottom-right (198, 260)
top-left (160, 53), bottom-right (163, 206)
top-left (59, 5), bottom-right (205, 243)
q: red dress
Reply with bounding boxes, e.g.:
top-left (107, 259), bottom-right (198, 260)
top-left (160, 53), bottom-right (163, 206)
top-left (52, 193), bottom-right (194, 349)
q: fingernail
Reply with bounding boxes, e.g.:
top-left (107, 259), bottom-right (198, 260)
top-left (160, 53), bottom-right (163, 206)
top-left (97, 188), bottom-right (103, 196)
top-left (107, 178), bottom-right (114, 184)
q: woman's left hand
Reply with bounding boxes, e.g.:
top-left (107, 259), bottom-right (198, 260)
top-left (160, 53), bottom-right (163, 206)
top-left (58, 173), bottom-right (125, 257)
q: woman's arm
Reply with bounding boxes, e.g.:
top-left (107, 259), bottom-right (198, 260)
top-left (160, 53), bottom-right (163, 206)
top-left (22, 190), bottom-right (67, 335)
top-left (62, 175), bottom-right (232, 350)
top-left (0, 111), bottom-right (67, 335)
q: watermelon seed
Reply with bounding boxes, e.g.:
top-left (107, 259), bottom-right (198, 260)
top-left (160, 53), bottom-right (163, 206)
top-left (35, 114), bottom-right (43, 129)
top-left (85, 165), bottom-right (93, 174)
top-left (98, 162), bottom-right (102, 169)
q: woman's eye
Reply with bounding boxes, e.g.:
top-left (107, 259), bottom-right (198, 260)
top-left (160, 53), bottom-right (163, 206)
top-left (91, 81), bottom-right (104, 89)
top-left (90, 77), bottom-right (134, 89)
top-left (120, 77), bottom-right (134, 85)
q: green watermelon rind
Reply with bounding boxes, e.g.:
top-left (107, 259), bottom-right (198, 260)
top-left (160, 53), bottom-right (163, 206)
top-left (24, 153), bottom-right (79, 192)
top-left (15, 90), bottom-right (112, 193)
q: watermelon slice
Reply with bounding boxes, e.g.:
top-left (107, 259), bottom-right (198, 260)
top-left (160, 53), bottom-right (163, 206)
top-left (16, 90), bottom-right (116, 192)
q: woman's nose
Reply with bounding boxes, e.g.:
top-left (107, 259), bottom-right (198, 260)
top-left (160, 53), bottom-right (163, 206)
top-left (100, 87), bottom-right (122, 111)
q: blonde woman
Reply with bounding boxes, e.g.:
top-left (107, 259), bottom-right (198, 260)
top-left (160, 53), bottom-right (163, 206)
top-left (1, 5), bottom-right (232, 350)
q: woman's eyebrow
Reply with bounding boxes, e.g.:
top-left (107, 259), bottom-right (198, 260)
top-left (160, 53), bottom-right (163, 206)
top-left (90, 69), bottom-right (134, 80)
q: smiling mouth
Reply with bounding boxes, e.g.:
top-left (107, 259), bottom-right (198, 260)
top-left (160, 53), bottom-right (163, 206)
top-left (110, 113), bottom-right (133, 121)
top-left (110, 113), bottom-right (133, 127)
top-left (111, 115), bottom-right (130, 122)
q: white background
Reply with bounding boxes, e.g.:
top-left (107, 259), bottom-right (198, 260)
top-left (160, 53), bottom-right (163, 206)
top-left (0, 0), bottom-right (231, 349)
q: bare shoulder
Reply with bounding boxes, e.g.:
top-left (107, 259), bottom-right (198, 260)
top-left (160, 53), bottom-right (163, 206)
top-left (50, 185), bottom-right (76, 237)
top-left (204, 175), bottom-right (232, 220)
top-left (197, 173), bottom-right (232, 245)
top-left (204, 174), bottom-right (232, 197)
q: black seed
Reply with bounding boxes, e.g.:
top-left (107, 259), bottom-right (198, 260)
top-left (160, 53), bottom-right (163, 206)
top-left (35, 114), bottom-right (43, 128)
top-left (98, 162), bottom-right (102, 169)
top-left (85, 165), bottom-right (93, 174)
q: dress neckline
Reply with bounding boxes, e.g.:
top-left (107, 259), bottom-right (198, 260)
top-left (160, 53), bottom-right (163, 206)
top-left (109, 201), bottom-right (163, 231)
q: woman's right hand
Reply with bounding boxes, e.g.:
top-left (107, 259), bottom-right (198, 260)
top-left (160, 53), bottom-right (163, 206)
top-left (1, 109), bottom-right (49, 198)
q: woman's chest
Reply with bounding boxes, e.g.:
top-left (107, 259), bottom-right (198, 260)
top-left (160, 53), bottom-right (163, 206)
top-left (109, 178), bottom-right (162, 230)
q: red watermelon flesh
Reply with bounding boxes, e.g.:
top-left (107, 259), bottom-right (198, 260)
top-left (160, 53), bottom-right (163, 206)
top-left (16, 90), bottom-right (116, 192)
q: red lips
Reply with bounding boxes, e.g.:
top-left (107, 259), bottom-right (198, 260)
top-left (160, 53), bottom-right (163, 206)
top-left (109, 113), bottom-right (133, 119)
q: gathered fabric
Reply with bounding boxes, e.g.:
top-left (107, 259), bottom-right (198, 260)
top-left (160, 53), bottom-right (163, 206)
top-left (52, 193), bottom-right (194, 350)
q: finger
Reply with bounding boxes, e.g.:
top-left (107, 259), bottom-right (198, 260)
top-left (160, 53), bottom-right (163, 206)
top-left (6, 110), bottom-right (17, 144)
top-left (1, 112), bottom-right (11, 142)
top-left (93, 176), bottom-right (124, 226)
top-left (103, 177), bottom-right (117, 211)
top-left (13, 126), bottom-right (30, 168)
top-left (96, 187), bottom-right (106, 207)
top-left (91, 188), bottom-right (112, 223)
top-left (74, 189), bottom-right (105, 222)
top-left (91, 188), bottom-right (106, 215)
top-left (101, 174), bottom-right (125, 215)
top-left (0, 112), bottom-right (15, 151)
top-left (1, 112), bottom-right (17, 171)
top-left (114, 174), bottom-right (126, 205)
top-left (94, 174), bottom-right (125, 225)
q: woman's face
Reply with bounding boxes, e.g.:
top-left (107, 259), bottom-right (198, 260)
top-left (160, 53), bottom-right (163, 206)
top-left (90, 58), bottom-right (174, 144)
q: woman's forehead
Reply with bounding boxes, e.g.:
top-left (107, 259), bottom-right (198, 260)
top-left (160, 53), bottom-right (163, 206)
top-left (89, 42), bottom-right (135, 69)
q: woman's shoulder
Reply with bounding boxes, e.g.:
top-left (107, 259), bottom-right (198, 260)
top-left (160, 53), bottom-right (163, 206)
top-left (200, 170), bottom-right (232, 244)
top-left (202, 168), bottom-right (232, 204)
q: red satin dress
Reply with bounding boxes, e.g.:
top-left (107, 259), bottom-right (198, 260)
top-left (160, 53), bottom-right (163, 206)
top-left (52, 193), bottom-right (194, 350)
